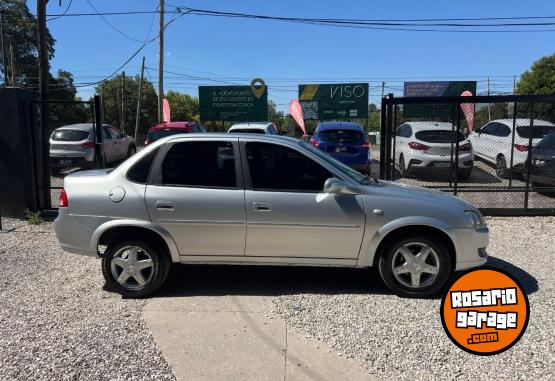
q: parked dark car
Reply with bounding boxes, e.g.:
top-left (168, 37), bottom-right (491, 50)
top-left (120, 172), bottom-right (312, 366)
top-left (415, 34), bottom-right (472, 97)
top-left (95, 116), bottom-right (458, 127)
top-left (309, 122), bottom-right (371, 173)
top-left (529, 132), bottom-right (555, 190)
top-left (145, 121), bottom-right (207, 145)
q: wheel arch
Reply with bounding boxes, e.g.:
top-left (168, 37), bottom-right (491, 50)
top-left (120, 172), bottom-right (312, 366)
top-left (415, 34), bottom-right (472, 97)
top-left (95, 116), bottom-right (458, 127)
top-left (92, 220), bottom-right (180, 263)
top-left (358, 218), bottom-right (456, 270)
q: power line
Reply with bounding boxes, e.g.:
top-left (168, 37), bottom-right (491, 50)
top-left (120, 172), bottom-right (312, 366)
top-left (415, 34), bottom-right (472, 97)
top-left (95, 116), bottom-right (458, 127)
top-left (85, 0), bottom-right (149, 43)
top-left (46, 0), bottom-right (73, 22)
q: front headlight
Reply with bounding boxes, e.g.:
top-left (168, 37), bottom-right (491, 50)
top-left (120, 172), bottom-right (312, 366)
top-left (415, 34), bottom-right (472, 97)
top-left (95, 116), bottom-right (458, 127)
top-left (464, 210), bottom-right (487, 230)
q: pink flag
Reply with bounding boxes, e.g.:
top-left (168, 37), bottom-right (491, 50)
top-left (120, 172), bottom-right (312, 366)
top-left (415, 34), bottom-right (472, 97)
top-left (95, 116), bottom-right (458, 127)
top-left (163, 98), bottom-right (171, 123)
top-left (289, 100), bottom-right (306, 136)
top-left (460, 91), bottom-right (474, 131)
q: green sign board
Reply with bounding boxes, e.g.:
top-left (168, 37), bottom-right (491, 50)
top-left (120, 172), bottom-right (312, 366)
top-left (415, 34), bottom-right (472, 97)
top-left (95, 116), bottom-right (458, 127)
top-left (199, 80), bottom-right (268, 122)
top-left (403, 81), bottom-right (477, 120)
top-left (298, 83), bottom-right (369, 120)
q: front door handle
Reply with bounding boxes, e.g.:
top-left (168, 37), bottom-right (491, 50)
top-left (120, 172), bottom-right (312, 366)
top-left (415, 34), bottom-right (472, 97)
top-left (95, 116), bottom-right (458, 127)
top-left (252, 202), bottom-right (271, 211)
top-left (156, 201), bottom-right (174, 210)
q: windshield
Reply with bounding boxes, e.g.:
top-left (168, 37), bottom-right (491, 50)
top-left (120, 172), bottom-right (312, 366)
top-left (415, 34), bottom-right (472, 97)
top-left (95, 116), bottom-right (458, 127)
top-left (299, 141), bottom-right (374, 184)
top-left (516, 125), bottom-right (555, 139)
top-left (415, 130), bottom-right (465, 143)
top-left (148, 129), bottom-right (189, 142)
top-left (318, 129), bottom-right (363, 143)
top-left (51, 130), bottom-right (89, 141)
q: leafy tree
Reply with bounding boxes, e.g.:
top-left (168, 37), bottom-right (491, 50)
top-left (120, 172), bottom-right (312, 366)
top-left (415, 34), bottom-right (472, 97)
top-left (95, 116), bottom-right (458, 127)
top-left (0, 0), bottom-right (55, 87)
top-left (48, 70), bottom-right (90, 130)
top-left (515, 54), bottom-right (555, 122)
top-left (165, 90), bottom-right (199, 121)
top-left (96, 74), bottom-right (158, 138)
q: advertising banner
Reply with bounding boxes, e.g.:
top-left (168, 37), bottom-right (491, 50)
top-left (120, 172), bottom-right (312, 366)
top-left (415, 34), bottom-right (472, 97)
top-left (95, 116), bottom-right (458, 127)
top-left (298, 83), bottom-right (369, 120)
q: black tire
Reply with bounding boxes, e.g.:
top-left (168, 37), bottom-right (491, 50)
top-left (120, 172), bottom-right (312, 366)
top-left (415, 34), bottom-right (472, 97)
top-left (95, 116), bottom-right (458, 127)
top-left (496, 155), bottom-right (508, 179)
top-left (398, 155), bottom-right (407, 178)
top-left (458, 168), bottom-right (472, 181)
top-left (378, 235), bottom-right (452, 298)
top-left (102, 239), bottom-right (170, 298)
top-left (127, 145), bottom-right (136, 158)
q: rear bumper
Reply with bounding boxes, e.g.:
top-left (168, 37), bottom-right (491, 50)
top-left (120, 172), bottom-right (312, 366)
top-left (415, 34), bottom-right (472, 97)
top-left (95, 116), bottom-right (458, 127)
top-left (50, 156), bottom-right (94, 169)
top-left (54, 208), bottom-right (106, 257)
top-left (530, 174), bottom-right (555, 186)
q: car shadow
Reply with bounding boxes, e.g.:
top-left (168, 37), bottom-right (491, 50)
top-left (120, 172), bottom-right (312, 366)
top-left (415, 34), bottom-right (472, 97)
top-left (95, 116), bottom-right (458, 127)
top-left (149, 255), bottom-right (538, 299)
top-left (389, 165), bottom-right (503, 184)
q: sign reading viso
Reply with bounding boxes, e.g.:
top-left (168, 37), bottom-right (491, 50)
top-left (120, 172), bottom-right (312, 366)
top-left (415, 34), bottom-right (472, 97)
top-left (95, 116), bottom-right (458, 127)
top-left (199, 78), bottom-right (268, 122)
top-left (298, 83), bottom-right (369, 120)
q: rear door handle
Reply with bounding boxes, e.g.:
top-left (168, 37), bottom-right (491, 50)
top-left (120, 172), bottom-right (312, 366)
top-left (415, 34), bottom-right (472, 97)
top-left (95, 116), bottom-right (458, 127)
top-left (252, 202), bottom-right (271, 211)
top-left (156, 201), bottom-right (174, 210)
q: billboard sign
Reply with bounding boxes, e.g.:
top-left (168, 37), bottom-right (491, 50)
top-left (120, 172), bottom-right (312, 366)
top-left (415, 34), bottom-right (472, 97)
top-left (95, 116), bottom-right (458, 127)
top-left (403, 81), bottom-right (477, 120)
top-left (199, 78), bottom-right (268, 122)
top-left (298, 83), bottom-right (369, 120)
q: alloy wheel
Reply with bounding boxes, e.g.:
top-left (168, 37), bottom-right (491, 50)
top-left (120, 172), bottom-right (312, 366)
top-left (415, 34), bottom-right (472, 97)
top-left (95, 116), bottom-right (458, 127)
top-left (391, 242), bottom-right (440, 289)
top-left (110, 245), bottom-right (154, 289)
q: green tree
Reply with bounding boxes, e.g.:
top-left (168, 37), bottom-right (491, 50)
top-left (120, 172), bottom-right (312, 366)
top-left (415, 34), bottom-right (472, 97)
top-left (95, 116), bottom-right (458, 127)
top-left (515, 54), bottom-right (555, 121)
top-left (0, 0), bottom-right (55, 87)
top-left (165, 90), bottom-right (199, 121)
top-left (96, 74), bottom-right (158, 138)
top-left (48, 70), bottom-right (90, 130)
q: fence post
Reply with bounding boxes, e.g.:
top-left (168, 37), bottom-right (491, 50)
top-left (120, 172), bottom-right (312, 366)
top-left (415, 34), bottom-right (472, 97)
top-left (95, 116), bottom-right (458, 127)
top-left (523, 102), bottom-right (535, 210)
top-left (94, 95), bottom-right (104, 169)
top-left (379, 96), bottom-right (387, 179)
top-left (508, 101), bottom-right (518, 188)
top-left (453, 103), bottom-right (461, 196)
top-left (391, 105), bottom-right (398, 180)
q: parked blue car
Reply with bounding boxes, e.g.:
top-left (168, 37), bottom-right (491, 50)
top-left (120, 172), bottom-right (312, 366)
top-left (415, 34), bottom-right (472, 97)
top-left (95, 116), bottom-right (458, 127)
top-left (310, 122), bottom-right (372, 173)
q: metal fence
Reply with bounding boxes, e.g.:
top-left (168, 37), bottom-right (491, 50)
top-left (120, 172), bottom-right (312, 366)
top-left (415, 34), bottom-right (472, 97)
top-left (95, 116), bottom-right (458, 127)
top-left (379, 94), bottom-right (555, 215)
top-left (30, 96), bottom-right (103, 210)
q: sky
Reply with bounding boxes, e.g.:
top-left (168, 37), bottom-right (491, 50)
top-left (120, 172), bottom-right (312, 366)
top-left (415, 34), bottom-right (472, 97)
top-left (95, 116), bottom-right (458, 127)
top-left (36, 0), bottom-right (555, 112)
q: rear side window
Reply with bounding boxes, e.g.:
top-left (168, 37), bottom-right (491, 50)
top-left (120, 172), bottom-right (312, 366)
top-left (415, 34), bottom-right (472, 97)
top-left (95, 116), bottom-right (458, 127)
top-left (127, 147), bottom-right (159, 184)
top-left (162, 141), bottom-right (236, 188)
top-left (318, 129), bottom-right (363, 143)
top-left (516, 125), bottom-right (555, 139)
top-left (415, 130), bottom-right (465, 143)
top-left (51, 130), bottom-right (89, 141)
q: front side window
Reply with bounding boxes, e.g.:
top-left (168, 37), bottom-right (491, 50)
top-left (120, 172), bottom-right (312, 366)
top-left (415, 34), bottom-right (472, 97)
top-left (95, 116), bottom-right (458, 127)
top-left (162, 141), bottom-right (236, 188)
top-left (246, 142), bottom-right (332, 192)
top-left (481, 123), bottom-right (496, 135)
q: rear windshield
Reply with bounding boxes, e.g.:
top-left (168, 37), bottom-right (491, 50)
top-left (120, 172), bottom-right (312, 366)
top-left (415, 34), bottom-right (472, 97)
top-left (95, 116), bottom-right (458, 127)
top-left (415, 130), bottom-right (465, 143)
top-left (536, 133), bottom-right (555, 149)
top-left (51, 130), bottom-right (89, 141)
top-left (318, 130), bottom-right (363, 143)
top-left (148, 129), bottom-right (189, 142)
top-left (516, 125), bottom-right (555, 139)
top-left (230, 128), bottom-right (265, 134)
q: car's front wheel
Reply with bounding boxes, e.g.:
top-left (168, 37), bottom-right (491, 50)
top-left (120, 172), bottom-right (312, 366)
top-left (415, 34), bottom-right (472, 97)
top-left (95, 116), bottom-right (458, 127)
top-left (379, 235), bottom-right (452, 298)
top-left (101, 240), bottom-right (170, 298)
top-left (496, 155), bottom-right (508, 179)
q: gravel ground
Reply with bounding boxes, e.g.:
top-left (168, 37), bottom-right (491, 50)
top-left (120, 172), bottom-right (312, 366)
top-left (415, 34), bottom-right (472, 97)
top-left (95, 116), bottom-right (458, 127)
top-left (274, 217), bottom-right (555, 381)
top-left (0, 218), bottom-right (175, 380)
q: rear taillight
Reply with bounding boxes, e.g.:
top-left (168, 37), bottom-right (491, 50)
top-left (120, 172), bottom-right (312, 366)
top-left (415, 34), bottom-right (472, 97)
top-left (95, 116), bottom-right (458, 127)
top-left (514, 144), bottom-right (529, 152)
top-left (310, 138), bottom-right (320, 147)
top-left (59, 188), bottom-right (68, 208)
top-left (459, 142), bottom-right (472, 152)
top-left (144, 139), bottom-right (149, 145)
top-left (81, 141), bottom-right (95, 149)
top-left (408, 142), bottom-right (430, 151)
top-left (362, 141), bottom-right (371, 150)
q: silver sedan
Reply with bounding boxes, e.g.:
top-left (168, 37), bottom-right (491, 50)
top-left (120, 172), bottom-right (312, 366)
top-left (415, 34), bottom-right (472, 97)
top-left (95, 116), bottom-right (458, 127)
top-left (54, 134), bottom-right (488, 298)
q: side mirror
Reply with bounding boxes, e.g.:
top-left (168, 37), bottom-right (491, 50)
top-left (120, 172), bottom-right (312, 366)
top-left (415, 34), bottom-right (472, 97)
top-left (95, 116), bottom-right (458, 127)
top-left (324, 178), bottom-right (359, 195)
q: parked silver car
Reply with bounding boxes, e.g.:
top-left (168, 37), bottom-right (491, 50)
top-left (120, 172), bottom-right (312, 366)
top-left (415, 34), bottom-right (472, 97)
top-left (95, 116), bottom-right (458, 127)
top-left (50, 123), bottom-right (136, 175)
top-left (54, 134), bottom-right (488, 298)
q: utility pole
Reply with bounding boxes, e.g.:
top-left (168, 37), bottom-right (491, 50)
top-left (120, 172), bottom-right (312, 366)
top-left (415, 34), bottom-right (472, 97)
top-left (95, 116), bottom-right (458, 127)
top-left (487, 77), bottom-right (491, 122)
top-left (513, 75), bottom-right (517, 94)
top-left (379, 81), bottom-right (385, 131)
top-left (121, 71), bottom-right (126, 133)
top-left (9, 42), bottom-right (15, 86)
top-left (135, 57), bottom-right (145, 142)
top-left (158, 0), bottom-right (164, 123)
top-left (38, 0), bottom-right (51, 209)
top-left (0, 11), bottom-right (7, 86)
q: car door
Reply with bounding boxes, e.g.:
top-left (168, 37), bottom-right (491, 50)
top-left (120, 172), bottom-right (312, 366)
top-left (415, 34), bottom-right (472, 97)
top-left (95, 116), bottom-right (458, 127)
top-left (472, 122), bottom-right (496, 162)
top-left (241, 139), bottom-right (365, 259)
top-left (109, 127), bottom-right (126, 161)
top-left (145, 138), bottom-right (246, 256)
top-left (101, 125), bottom-right (116, 164)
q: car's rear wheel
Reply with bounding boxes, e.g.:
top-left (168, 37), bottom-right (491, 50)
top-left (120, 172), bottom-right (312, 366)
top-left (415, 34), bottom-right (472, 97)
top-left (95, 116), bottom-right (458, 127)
top-left (496, 155), bottom-right (508, 179)
top-left (378, 235), bottom-right (452, 298)
top-left (398, 155), bottom-right (407, 178)
top-left (127, 145), bottom-right (136, 158)
top-left (101, 240), bottom-right (170, 298)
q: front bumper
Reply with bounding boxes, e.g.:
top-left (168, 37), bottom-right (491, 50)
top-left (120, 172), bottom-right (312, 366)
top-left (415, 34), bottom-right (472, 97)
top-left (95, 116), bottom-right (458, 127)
top-left (451, 226), bottom-right (489, 271)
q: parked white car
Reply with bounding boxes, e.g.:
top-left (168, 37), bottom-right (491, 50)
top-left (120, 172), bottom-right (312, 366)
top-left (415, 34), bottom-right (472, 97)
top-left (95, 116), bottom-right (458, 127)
top-left (395, 122), bottom-right (474, 180)
top-left (228, 122), bottom-right (282, 135)
top-left (468, 119), bottom-right (555, 178)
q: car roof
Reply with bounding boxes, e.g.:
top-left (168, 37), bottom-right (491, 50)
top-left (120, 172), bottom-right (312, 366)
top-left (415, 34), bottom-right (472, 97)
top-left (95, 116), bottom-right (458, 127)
top-left (149, 121), bottom-right (196, 131)
top-left (316, 121), bottom-right (364, 131)
top-left (55, 123), bottom-right (94, 131)
top-left (490, 119), bottom-right (555, 127)
top-left (405, 121), bottom-right (454, 131)
top-left (229, 122), bottom-right (273, 129)
top-left (156, 133), bottom-right (299, 145)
